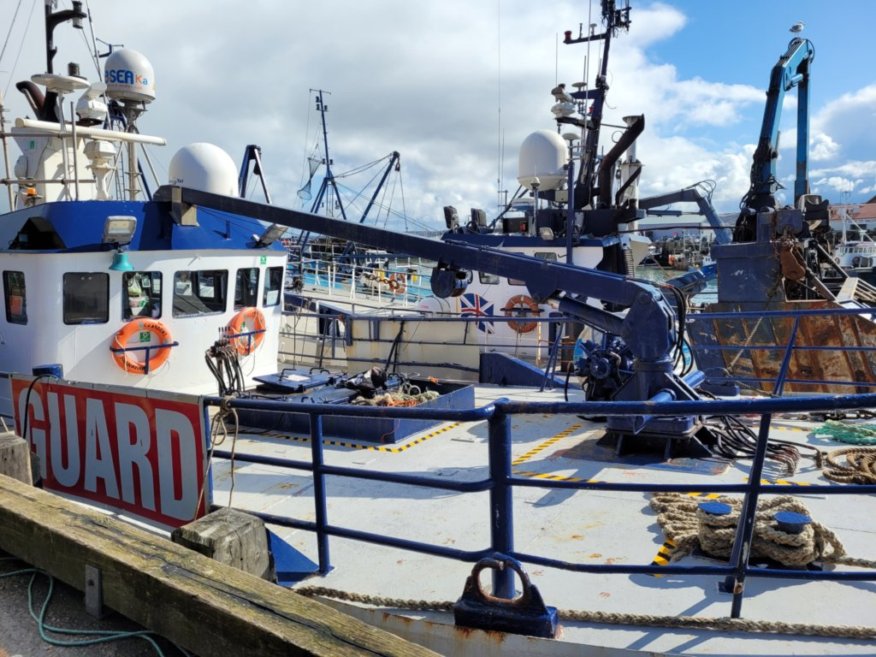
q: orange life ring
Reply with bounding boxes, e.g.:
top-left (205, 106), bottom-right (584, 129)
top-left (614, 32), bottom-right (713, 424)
top-left (227, 307), bottom-right (266, 355)
top-left (111, 319), bottom-right (173, 374)
top-left (388, 274), bottom-right (406, 295)
top-left (502, 294), bottom-right (540, 333)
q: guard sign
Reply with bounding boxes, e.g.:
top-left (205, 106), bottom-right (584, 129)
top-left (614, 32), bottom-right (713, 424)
top-left (11, 376), bottom-right (211, 528)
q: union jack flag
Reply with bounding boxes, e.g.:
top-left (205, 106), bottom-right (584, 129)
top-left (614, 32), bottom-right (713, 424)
top-left (460, 293), bottom-right (494, 333)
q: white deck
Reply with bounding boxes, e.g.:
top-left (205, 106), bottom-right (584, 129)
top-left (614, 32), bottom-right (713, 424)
top-left (210, 385), bottom-right (876, 656)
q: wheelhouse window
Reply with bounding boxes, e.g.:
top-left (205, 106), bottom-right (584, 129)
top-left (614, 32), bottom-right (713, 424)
top-left (123, 271), bottom-right (162, 320)
top-left (263, 266), bottom-right (283, 307)
top-left (63, 273), bottom-right (109, 324)
top-left (234, 268), bottom-right (260, 309)
top-left (172, 269), bottom-right (228, 317)
top-left (478, 271), bottom-right (499, 285)
top-left (3, 271), bottom-right (27, 324)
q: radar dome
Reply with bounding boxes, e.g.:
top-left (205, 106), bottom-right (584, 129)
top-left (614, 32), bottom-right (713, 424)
top-left (168, 143), bottom-right (239, 197)
top-left (517, 130), bottom-right (568, 191)
top-left (105, 48), bottom-right (156, 102)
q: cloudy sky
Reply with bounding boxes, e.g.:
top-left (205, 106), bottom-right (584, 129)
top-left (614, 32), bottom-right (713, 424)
top-left (2, 0), bottom-right (875, 230)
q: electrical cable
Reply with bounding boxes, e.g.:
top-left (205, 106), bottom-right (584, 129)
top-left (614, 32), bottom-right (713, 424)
top-left (0, 558), bottom-right (190, 656)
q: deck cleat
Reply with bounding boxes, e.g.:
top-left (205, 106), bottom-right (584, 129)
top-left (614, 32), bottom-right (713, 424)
top-left (453, 555), bottom-right (558, 639)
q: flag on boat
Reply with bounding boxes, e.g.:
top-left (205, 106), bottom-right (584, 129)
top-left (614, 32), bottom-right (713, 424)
top-left (460, 293), bottom-right (494, 333)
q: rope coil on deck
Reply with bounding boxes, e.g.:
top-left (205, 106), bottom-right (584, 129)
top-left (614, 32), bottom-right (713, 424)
top-left (818, 446), bottom-right (876, 484)
top-left (817, 420), bottom-right (876, 446)
top-left (649, 493), bottom-right (876, 569)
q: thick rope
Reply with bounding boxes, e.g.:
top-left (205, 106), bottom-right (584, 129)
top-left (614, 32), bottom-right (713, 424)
top-left (649, 493), bottom-right (876, 569)
top-left (351, 389), bottom-right (440, 407)
top-left (818, 446), bottom-right (876, 484)
top-left (295, 585), bottom-right (876, 640)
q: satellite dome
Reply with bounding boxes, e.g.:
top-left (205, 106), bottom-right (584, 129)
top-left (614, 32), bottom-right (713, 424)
top-left (168, 143), bottom-right (239, 197)
top-left (104, 48), bottom-right (156, 103)
top-left (517, 130), bottom-right (568, 191)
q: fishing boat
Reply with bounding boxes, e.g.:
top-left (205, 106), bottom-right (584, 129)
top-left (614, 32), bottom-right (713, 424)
top-left (0, 3), bottom-right (875, 657)
top-left (826, 206), bottom-right (876, 285)
top-left (280, 2), bottom-right (730, 384)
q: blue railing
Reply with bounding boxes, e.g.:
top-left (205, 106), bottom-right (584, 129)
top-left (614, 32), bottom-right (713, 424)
top-left (204, 391), bottom-right (876, 620)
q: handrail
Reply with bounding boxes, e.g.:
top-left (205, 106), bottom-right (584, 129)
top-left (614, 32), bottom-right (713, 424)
top-left (205, 389), bottom-right (876, 622)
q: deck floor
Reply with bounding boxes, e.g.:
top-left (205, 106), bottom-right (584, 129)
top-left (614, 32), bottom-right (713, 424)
top-left (210, 385), bottom-right (876, 656)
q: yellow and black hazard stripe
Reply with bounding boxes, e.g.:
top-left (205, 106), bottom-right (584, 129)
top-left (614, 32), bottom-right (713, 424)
top-left (651, 539), bottom-right (676, 567)
top-left (512, 423), bottom-right (582, 466)
top-left (242, 422), bottom-right (460, 454)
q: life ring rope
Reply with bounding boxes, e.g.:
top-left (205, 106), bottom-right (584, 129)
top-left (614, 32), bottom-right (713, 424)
top-left (226, 307), bottom-right (267, 355)
top-left (111, 319), bottom-right (175, 375)
top-left (502, 294), bottom-right (540, 334)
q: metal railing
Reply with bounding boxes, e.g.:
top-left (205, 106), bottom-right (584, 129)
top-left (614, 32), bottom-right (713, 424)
top-left (205, 390), bottom-right (876, 621)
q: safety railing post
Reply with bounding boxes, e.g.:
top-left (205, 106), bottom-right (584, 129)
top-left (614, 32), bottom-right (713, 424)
top-left (488, 406), bottom-right (515, 597)
top-left (309, 413), bottom-right (331, 573)
top-left (728, 319), bottom-right (798, 617)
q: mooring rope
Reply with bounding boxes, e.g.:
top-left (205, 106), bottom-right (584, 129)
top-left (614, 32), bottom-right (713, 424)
top-left (818, 446), bottom-right (876, 484)
top-left (649, 493), bottom-right (876, 569)
top-left (294, 585), bottom-right (876, 640)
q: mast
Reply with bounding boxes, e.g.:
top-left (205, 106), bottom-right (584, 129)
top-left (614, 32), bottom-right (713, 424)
top-left (561, 0), bottom-right (631, 210)
top-left (309, 89), bottom-right (349, 222)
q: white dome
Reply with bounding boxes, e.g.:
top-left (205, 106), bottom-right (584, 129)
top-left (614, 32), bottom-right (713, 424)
top-left (168, 143), bottom-right (239, 197)
top-left (517, 130), bottom-right (568, 191)
top-left (104, 48), bottom-right (156, 103)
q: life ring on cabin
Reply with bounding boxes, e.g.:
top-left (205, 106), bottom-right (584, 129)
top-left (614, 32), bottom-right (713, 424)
top-left (226, 307), bottom-right (267, 355)
top-left (502, 294), bottom-right (540, 334)
top-left (388, 274), bottom-right (406, 295)
top-left (111, 319), bottom-right (173, 374)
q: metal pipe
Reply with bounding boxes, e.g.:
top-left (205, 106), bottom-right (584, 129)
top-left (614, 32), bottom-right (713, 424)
top-left (13, 118), bottom-right (166, 145)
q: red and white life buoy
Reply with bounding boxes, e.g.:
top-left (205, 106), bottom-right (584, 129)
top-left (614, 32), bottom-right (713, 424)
top-left (226, 307), bottom-right (267, 355)
top-left (111, 319), bottom-right (173, 374)
top-left (388, 274), bottom-right (406, 295)
top-left (502, 294), bottom-right (540, 333)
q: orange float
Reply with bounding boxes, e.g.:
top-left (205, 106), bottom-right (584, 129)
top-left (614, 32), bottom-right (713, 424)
top-left (111, 319), bottom-right (173, 374)
top-left (227, 307), bottom-right (267, 355)
top-left (388, 274), bottom-right (406, 295)
top-left (502, 294), bottom-right (540, 333)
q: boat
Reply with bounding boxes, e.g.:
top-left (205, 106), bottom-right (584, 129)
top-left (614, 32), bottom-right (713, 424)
top-left (280, 4), bottom-right (731, 384)
top-left (0, 3), bottom-right (875, 657)
top-left (827, 206), bottom-right (876, 285)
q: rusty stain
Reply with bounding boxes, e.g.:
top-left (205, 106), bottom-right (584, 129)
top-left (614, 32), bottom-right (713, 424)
top-left (570, 533), bottom-right (583, 540)
top-left (383, 611), bottom-right (414, 626)
top-left (599, 591), bottom-right (611, 599)
top-left (589, 552), bottom-right (602, 559)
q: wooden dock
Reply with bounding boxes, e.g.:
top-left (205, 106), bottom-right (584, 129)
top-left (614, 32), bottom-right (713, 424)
top-left (0, 473), bottom-right (438, 657)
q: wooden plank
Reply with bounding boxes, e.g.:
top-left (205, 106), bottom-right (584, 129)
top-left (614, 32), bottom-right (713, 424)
top-left (0, 433), bottom-right (31, 484)
top-left (0, 474), bottom-right (439, 657)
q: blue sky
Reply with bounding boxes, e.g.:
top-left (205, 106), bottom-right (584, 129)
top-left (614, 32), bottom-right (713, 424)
top-left (2, 1), bottom-right (875, 224)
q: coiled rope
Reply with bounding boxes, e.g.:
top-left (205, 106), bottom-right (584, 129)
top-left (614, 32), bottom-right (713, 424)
top-left (649, 493), bottom-right (876, 569)
top-left (816, 419), bottom-right (876, 446)
top-left (817, 446), bottom-right (876, 484)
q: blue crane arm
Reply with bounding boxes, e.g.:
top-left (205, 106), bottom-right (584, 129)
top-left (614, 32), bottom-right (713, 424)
top-left (747, 37), bottom-right (815, 212)
top-left (152, 185), bottom-right (676, 363)
top-left (639, 186), bottom-right (733, 245)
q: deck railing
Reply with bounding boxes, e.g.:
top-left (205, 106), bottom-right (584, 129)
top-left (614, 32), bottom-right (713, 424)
top-left (205, 390), bottom-right (876, 622)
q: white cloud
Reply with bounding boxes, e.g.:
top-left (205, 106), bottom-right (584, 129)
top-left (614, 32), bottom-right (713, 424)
top-left (2, 0), bottom-right (875, 223)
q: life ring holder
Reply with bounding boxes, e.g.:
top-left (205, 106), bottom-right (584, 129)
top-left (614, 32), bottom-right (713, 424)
top-left (502, 294), bottom-right (540, 334)
top-left (111, 319), bottom-right (175, 375)
top-left (226, 307), bottom-right (267, 355)
top-left (388, 274), bottom-right (406, 295)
